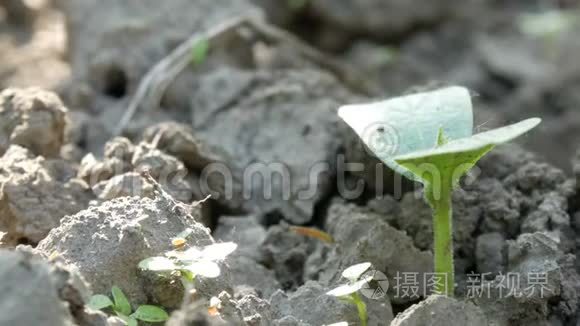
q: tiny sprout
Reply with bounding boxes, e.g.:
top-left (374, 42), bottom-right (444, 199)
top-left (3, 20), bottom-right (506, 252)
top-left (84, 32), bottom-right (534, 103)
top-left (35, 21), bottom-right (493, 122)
top-left (518, 10), bottom-right (579, 39)
top-left (191, 39), bottom-right (210, 66)
top-left (139, 242), bottom-right (237, 283)
top-left (339, 87), bottom-right (540, 296)
top-left (87, 286), bottom-right (168, 326)
top-left (327, 262), bottom-right (372, 326)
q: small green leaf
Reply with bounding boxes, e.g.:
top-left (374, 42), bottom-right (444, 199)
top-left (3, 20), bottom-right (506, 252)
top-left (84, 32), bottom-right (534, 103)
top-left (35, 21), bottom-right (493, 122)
top-left (139, 257), bottom-right (177, 272)
top-left (395, 118), bottom-right (541, 202)
top-left (116, 313), bottom-right (138, 326)
top-left (192, 39), bottom-right (210, 65)
top-left (131, 305), bottom-right (169, 322)
top-left (111, 286), bottom-right (132, 316)
top-left (436, 127), bottom-right (449, 147)
top-left (87, 294), bottom-right (113, 310)
top-left (180, 269), bottom-right (195, 283)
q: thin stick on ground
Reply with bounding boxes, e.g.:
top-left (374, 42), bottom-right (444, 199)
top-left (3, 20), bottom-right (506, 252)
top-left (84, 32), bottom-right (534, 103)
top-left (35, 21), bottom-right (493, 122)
top-left (114, 11), bottom-right (262, 137)
top-left (139, 170), bottom-right (210, 225)
top-left (114, 11), bottom-right (378, 136)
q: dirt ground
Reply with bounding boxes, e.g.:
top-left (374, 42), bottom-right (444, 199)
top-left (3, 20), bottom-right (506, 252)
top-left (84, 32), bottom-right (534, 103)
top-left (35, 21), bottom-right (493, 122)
top-left (1, 0), bottom-right (580, 325)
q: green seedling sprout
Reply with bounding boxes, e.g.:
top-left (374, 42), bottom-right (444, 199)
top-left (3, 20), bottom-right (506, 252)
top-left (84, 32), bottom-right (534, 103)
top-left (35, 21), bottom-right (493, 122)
top-left (191, 39), bottom-right (210, 66)
top-left (139, 242), bottom-right (237, 286)
top-left (339, 86), bottom-right (541, 296)
top-left (518, 10), bottom-right (580, 57)
top-left (87, 286), bottom-right (168, 326)
top-left (326, 262), bottom-right (372, 326)
top-left (518, 10), bottom-right (579, 39)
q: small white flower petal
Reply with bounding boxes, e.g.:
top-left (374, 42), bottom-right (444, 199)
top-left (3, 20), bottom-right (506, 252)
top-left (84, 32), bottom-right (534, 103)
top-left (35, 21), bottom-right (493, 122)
top-left (138, 257), bottom-right (177, 272)
top-left (185, 261), bottom-right (221, 278)
top-left (327, 284), bottom-right (358, 297)
top-left (341, 262), bottom-right (371, 281)
top-left (201, 242), bottom-right (237, 261)
top-left (166, 247), bottom-right (203, 261)
top-left (326, 277), bottom-right (372, 297)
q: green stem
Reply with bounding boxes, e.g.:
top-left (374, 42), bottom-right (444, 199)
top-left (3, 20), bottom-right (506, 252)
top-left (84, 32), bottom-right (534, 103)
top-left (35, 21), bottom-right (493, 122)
top-left (352, 293), bottom-right (367, 326)
top-left (432, 193), bottom-right (454, 296)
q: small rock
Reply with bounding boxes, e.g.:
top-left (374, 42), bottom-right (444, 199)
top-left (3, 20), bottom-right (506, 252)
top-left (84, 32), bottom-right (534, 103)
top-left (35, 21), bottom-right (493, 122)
top-left (476, 232), bottom-right (506, 275)
top-left (142, 122), bottom-right (216, 171)
top-left (37, 195), bottom-right (230, 307)
top-left (0, 88), bottom-right (68, 157)
top-left (0, 145), bottom-right (92, 245)
top-left (228, 256), bottom-right (281, 299)
top-left (309, 0), bottom-right (455, 38)
top-left (269, 281), bottom-right (359, 326)
top-left (79, 137), bottom-right (197, 205)
top-left (0, 247), bottom-right (109, 326)
top-left (391, 295), bottom-right (487, 326)
top-left (321, 199), bottom-right (432, 304)
top-left (214, 215), bottom-right (266, 261)
top-left (260, 223), bottom-right (322, 290)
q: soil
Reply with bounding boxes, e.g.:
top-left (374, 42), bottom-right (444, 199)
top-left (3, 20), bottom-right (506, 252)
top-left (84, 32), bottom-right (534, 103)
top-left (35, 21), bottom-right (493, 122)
top-left (2, 0), bottom-right (580, 325)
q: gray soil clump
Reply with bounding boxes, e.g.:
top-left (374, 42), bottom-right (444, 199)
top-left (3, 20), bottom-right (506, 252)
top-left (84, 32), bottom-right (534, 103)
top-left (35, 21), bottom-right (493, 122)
top-left (214, 215), bottom-right (281, 298)
top-left (309, 0), bottom-right (456, 38)
top-left (0, 145), bottom-right (92, 245)
top-left (391, 295), bottom-right (487, 326)
top-left (175, 68), bottom-right (357, 224)
top-left (37, 194), bottom-right (231, 308)
top-left (260, 222), bottom-right (326, 290)
top-left (0, 247), bottom-right (110, 326)
top-left (320, 199), bottom-right (432, 304)
top-left (0, 88), bottom-right (68, 158)
top-left (270, 280), bottom-right (392, 326)
top-left (78, 137), bottom-right (195, 204)
top-left (473, 232), bottom-right (580, 325)
top-left (59, 0), bottom-right (257, 102)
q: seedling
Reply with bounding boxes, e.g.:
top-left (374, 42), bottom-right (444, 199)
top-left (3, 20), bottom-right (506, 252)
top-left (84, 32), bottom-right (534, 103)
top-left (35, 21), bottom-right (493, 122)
top-left (191, 39), bottom-right (210, 66)
top-left (339, 86), bottom-right (541, 296)
top-left (327, 262), bottom-right (372, 326)
top-left (518, 10), bottom-right (580, 57)
top-left (139, 241), bottom-right (237, 285)
top-left (518, 10), bottom-right (579, 39)
top-left (87, 286), bottom-right (168, 326)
